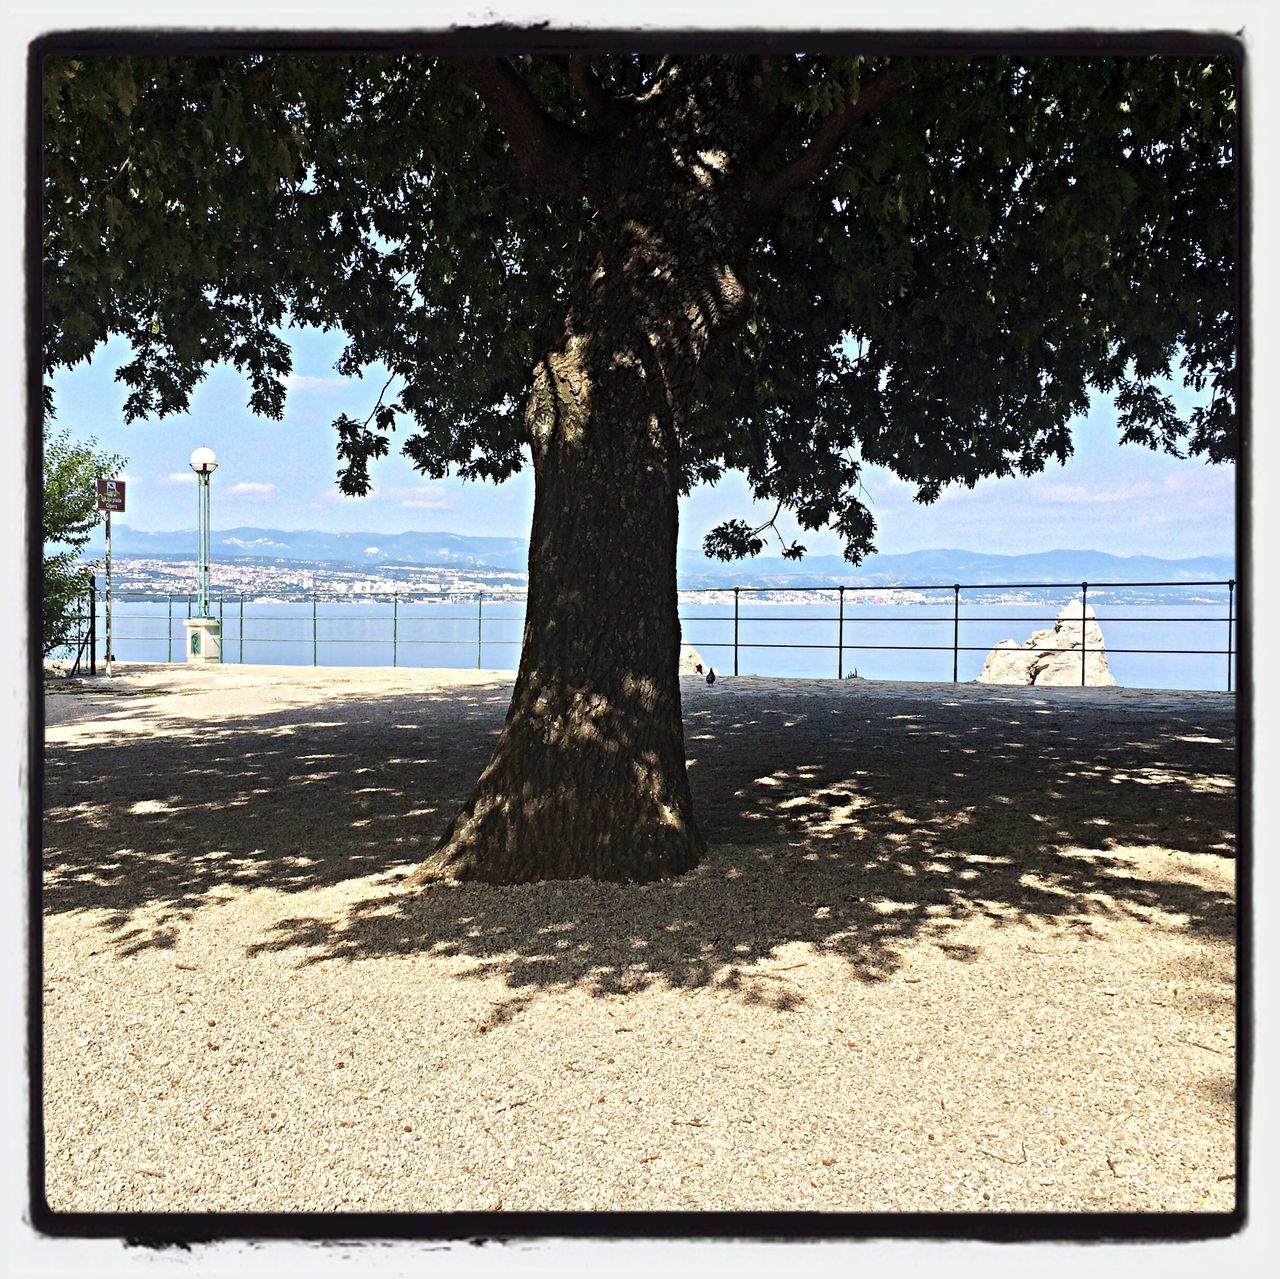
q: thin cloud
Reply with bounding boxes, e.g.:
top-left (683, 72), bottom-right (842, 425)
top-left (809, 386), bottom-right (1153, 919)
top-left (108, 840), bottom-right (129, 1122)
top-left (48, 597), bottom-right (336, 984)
top-left (931, 466), bottom-right (1234, 509)
top-left (399, 491), bottom-right (455, 511)
top-left (228, 482), bottom-right (277, 499)
top-left (1037, 482), bottom-right (1147, 505)
top-left (311, 485), bottom-right (455, 511)
top-left (163, 472), bottom-right (197, 486)
top-left (1037, 471), bottom-right (1232, 506)
top-left (276, 374), bottom-right (350, 394)
top-left (315, 488), bottom-right (374, 505)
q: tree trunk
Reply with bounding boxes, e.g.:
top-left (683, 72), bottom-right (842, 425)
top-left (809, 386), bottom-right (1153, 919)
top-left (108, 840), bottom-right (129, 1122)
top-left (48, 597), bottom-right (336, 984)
top-left (410, 371), bottom-right (702, 885)
top-left (411, 75), bottom-right (753, 885)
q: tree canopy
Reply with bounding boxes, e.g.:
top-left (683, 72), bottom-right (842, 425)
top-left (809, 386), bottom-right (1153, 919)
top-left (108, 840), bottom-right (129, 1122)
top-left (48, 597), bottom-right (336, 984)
top-left (40, 44), bottom-right (1239, 883)
top-left (43, 49), bottom-right (1237, 565)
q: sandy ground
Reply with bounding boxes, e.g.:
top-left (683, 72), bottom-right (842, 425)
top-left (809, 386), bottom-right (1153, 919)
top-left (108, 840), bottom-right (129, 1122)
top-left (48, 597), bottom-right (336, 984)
top-left (41, 663), bottom-right (1237, 1216)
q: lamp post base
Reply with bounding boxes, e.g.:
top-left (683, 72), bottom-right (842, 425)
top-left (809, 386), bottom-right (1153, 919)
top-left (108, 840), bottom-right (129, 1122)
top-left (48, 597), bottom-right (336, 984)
top-left (184, 617), bottom-right (223, 663)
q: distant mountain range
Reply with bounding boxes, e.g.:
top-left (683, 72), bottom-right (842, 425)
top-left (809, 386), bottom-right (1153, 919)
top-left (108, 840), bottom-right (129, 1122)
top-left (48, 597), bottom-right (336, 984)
top-left (89, 524), bottom-right (1235, 589)
top-left (679, 546), bottom-right (1236, 589)
top-left (92, 525), bottom-right (531, 571)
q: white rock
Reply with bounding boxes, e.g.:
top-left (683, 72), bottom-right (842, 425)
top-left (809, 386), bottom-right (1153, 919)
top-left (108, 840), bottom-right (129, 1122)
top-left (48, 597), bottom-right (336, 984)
top-left (678, 644), bottom-right (709, 676)
top-left (975, 639), bottom-right (1030, 685)
top-left (976, 602), bottom-right (1116, 687)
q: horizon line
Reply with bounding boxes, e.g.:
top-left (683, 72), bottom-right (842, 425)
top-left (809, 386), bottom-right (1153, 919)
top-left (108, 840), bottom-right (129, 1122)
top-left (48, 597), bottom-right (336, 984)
top-left (81, 530), bottom-right (1237, 563)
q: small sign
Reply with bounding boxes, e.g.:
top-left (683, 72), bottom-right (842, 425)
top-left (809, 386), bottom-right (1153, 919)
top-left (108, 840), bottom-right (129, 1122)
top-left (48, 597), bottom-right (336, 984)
top-left (96, 478), bottom-right (126, 513)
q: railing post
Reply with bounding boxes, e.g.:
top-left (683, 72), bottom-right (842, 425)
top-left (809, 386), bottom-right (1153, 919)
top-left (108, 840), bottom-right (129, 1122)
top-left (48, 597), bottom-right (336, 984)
top-left (312, 592), bottom-right (318, 666)
top-left (392, 593), bottom-right (399, 668)
top-left (239, 595), bottom-right (245, 664)
top-left (837, 586), bottom-right (845, 680)
top-left (218, 594), bottom-right (224, 663)
top-left (88, 574), bottom-right (97, 676)
top-left (1227, 579), bottom-right (1235, 693)
top-left (733, 587), bottom-right (740, 677)
top-left (477, 591), bottom-right (484, 669)
top-left (1080, 582), bottom-right (1089, 687)
top-left (166, 592), bottom-right (173, 663)
top-left (952, 584), bottom-right (961, 683)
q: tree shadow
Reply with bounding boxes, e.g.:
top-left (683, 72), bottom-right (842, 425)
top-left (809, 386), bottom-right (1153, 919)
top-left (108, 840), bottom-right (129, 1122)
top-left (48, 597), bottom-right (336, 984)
top-left (44, 677), bottom-right (1236, 1004)
top-left (42, 677), bottom-right (512, 953)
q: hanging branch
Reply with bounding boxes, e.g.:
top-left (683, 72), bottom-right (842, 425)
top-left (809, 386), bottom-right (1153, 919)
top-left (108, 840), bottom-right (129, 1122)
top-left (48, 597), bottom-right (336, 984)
top-left (459, 57), bottom-right (599, 198)
top-left (754, 64), bottom-right (906, 216)
top-left (702, 501), bottom-right (807, 561)
top-left (360, 371), bottom-right (398, 430)
top-left (560, 55), bottom-right (614, 126)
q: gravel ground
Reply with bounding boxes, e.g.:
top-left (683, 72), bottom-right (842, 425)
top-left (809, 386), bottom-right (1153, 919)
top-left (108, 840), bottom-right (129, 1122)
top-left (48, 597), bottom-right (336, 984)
top-left (41, 663), bottom-right (1237, 1215)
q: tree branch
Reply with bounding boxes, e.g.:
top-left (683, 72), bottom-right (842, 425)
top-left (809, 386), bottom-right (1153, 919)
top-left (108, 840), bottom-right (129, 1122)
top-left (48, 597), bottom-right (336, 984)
top-left (742, 56), bottom-right (788, 142)
top-left (90, 151), bottom-right (133, 210)
top-left (754, 64), bottom-right (905, 216)
top-left (458, 57), bottom-right (596, 198)
top-left (750, 500), bottom-right (791, 550)
top-left (561, 54), bottom-right (613, 126)
top-left (360, 370), bottom-right (398, 430)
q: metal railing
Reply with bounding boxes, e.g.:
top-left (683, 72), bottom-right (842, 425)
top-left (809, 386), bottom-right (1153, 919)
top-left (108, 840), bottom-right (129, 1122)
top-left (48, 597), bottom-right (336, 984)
top-left (62, 571), bottom-right (98, 675)
top-left (683, 579), bottom-right (1239, 691)
top-left (79, 577), bottom-right (1239, 691)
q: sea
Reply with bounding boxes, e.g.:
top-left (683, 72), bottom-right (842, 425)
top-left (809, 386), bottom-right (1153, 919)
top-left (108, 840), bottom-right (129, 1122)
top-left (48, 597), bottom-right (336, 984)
top-left (93, 589), bottom-right (1239, 692)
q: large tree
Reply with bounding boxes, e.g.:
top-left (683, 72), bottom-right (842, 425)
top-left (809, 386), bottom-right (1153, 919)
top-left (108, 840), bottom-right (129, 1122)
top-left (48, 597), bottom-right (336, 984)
top-left (41, 43), bottom-right (1237, 884)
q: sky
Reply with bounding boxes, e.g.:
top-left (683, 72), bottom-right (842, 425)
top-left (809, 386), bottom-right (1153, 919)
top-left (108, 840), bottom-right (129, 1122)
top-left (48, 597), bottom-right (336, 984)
top-left (49, 325), bottom-right (1236, 562)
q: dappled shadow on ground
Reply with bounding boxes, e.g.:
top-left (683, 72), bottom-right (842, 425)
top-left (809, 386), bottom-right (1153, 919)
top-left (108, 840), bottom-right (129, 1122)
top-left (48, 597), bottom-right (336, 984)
top-left (44, 678), bottom-right (1236, 996)
top-left (42, 679), bottom-right (511, 954)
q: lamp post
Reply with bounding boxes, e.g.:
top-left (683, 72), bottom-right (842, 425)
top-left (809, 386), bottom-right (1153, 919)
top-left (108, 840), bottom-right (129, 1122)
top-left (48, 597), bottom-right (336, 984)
top-left (189, 447), bottom-right (217, 616)
top-left (183, 447), bottom-right (222, 663)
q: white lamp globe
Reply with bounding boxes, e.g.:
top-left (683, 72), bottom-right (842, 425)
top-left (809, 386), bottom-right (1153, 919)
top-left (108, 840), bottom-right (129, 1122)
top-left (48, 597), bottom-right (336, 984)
top-left (189, 446), bottom-right (218, 474)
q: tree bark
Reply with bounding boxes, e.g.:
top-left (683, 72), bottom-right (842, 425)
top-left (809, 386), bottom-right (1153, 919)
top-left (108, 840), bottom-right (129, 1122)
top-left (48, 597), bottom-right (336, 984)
top-left (410, 356), bottom-right (703, 885)
top-left (412, 71), bottom-right (754, 884)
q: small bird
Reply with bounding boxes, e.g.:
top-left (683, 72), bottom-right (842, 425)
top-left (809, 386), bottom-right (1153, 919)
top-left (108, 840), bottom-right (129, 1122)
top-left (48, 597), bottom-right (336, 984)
top-left (706, 667), bottom-right (716, 685)
top-left (694, 662), bottom-right (704, 675)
